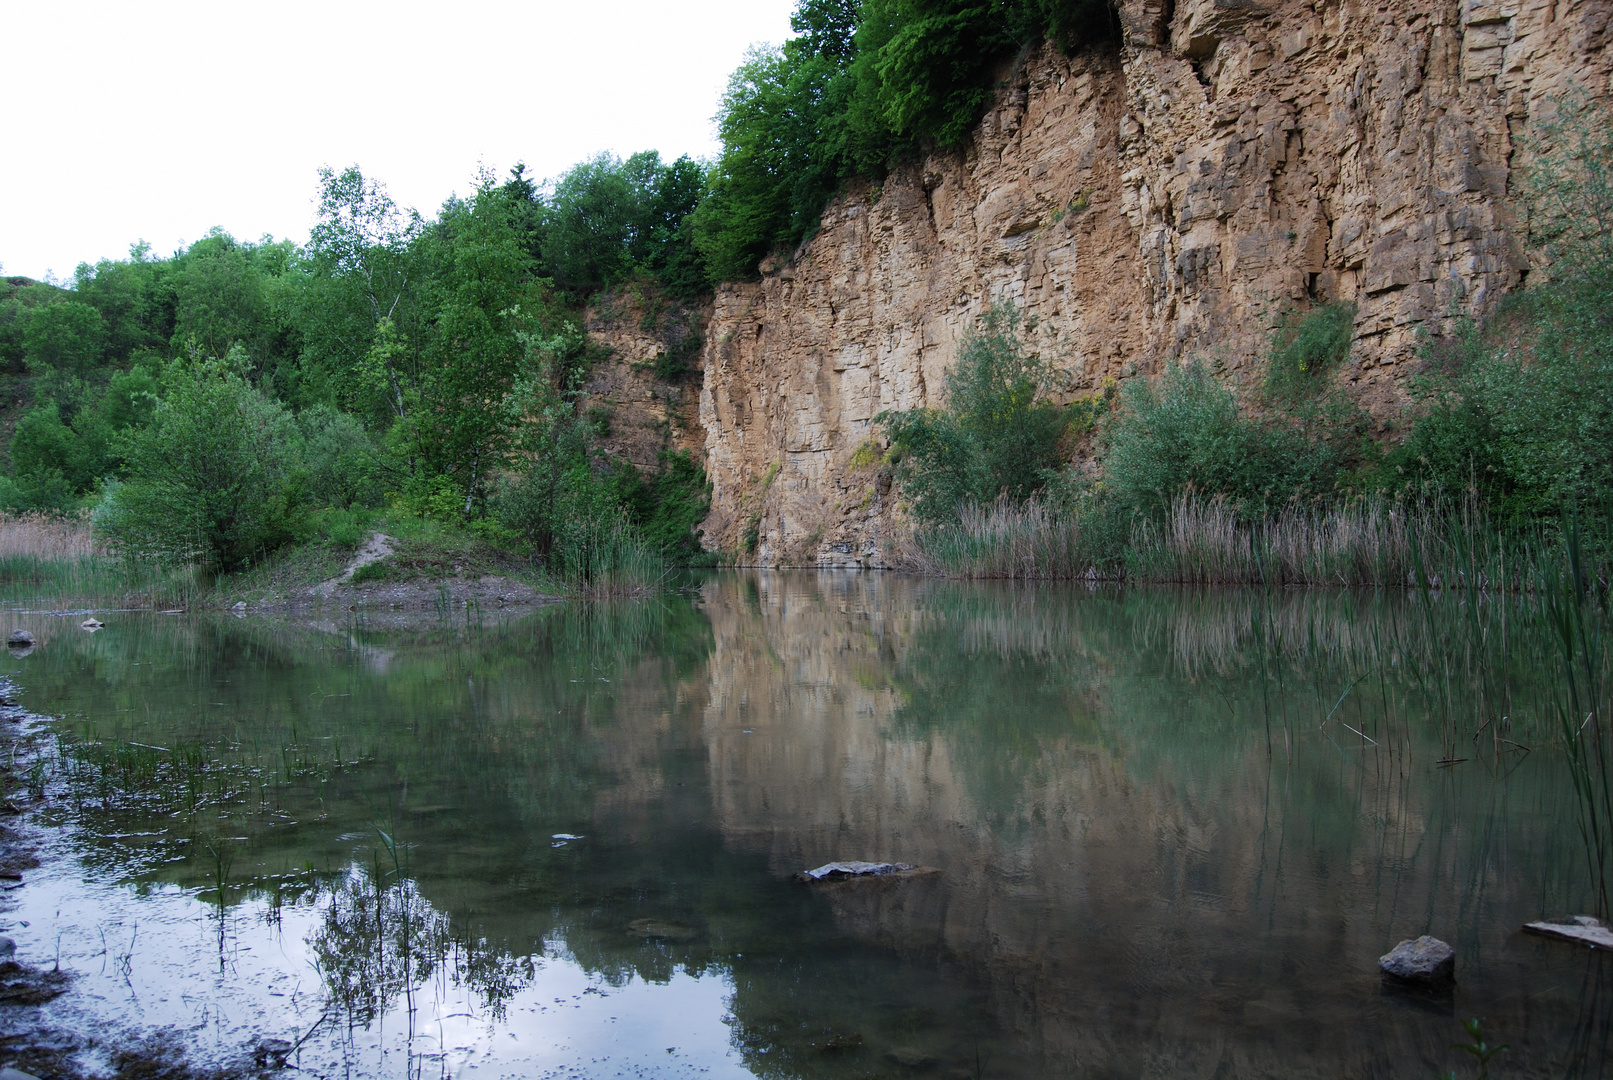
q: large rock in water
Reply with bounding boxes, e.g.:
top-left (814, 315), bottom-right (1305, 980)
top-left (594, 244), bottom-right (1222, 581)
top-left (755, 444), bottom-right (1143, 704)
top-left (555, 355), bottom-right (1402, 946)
top-left (1379, 936), bottom-right (1455, 985)
top-left (5, 630), bottom-right (33, 648)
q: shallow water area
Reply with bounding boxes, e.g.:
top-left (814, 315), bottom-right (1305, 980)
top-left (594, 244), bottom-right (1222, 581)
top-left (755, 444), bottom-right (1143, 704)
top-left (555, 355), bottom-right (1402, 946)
top-left (1, 572), bottom-right (1611, 1078)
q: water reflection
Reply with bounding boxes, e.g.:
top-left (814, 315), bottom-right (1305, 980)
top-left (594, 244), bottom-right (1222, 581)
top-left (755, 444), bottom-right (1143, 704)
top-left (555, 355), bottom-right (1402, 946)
top-left (0, 574), bottom-right (1609, 1077)
top-left (312, 865), bottom-right (535, 1029)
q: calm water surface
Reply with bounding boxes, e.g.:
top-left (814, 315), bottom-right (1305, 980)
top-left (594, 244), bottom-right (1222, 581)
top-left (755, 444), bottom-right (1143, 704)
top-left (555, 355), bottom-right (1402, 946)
top-left (1, 572), bottom-right (1609, 1078)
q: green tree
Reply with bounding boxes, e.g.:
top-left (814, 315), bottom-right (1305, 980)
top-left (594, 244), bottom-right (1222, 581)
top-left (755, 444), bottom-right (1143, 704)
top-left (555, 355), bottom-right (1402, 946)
top-left (691, 44), bottom-right (852, 281)
top-left (406, 175), bottom-right (548, 513)
top-left (24, 300), bottom-right (108, 374)
top-left (72, 243), bottom-right (176, 362)
top-left (171, 231), bottom-right (299, 387)
top-left (541, 151), bottom-right (707, 298)
top-left (98, 357), bottom-right (306, 570)
top-left (294, 166), bottom-right (423, 423)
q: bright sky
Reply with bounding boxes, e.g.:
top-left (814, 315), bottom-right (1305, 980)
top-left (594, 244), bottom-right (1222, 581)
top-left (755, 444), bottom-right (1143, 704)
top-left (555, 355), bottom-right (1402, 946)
top-left (0, 0), bottom-right (795, 281)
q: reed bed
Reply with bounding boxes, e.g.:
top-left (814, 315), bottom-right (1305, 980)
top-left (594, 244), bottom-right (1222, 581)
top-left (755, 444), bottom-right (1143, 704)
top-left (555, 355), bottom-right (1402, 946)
top-left (905, 498), bottom-right (1098, 580)
top-left (905, 492), bottom-right (1590, 592)
top-left (0, 512), bottom-right (98, 559)
top-left (554, 513), bottom-right (666, 598)
top-left (0, 512), bottom-right (200, 609)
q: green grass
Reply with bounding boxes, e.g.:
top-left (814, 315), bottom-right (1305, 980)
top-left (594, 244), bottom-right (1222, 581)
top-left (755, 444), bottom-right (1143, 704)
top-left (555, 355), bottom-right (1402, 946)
top-left (0, 553), bottom-right (201, 610)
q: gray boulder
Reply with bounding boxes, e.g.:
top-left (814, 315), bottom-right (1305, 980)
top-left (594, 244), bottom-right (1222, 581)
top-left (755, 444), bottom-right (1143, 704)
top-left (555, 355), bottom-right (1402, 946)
top-left (1379, 935), bottom-right (1455, 985)
top-left (5, 630), bottom-right (33, 648)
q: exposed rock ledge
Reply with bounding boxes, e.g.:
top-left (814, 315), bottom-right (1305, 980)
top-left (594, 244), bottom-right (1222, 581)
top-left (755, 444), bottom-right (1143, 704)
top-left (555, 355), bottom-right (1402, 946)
top-left (683, 0), bottom-right (1612, 565)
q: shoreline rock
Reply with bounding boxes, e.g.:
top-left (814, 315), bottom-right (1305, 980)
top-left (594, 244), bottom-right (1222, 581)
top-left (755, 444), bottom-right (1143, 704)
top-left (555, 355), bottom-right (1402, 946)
top-left (1523, 915), bottom-right (1613, 949)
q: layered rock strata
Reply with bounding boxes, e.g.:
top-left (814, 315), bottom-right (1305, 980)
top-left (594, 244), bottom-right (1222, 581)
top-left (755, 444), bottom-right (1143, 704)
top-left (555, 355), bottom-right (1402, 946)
top-left (693, 0), bottom-right (1613, 564)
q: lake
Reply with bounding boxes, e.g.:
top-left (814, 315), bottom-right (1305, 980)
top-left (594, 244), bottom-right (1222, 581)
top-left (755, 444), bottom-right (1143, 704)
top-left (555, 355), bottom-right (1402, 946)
top-left (0, 571), bottom-right (1607, 1078)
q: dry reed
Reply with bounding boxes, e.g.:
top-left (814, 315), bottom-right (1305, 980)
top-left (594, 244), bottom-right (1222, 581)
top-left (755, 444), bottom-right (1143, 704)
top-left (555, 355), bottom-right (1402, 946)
top-left (903, 491), bottom-right (1555, 590)
top-left (905, 498), bottom-right (1097, 580)
top-left (0, 512), bottom-right (99, 559)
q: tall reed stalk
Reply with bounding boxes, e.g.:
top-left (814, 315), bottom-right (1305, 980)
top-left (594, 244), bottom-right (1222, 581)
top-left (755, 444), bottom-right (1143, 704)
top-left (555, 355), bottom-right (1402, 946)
top-left (554, 512), bottom-right (665, 598)
top-left (1540, 521), bottom-right (1613, 915)
top-left (906, 499), bottom-right (1096, 579)
top-left (904, 492), bottom-right (1589, 592)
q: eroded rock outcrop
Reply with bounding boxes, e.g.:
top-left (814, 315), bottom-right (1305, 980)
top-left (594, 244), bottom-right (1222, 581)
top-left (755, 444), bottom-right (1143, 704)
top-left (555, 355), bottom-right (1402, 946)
top-left (694, 0), bottom-right (1612, 564)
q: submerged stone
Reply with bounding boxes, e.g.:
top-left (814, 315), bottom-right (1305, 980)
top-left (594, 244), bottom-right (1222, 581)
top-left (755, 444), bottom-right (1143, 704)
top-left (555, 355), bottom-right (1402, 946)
top-left (254, 1038), bottom-right (294, 1066)
top-left (627, 918), bottom-right (698, 941)
top-left (1379, 936), bottom-right (1455, 985)
top-left (5, 630), bottom-right (33, 648)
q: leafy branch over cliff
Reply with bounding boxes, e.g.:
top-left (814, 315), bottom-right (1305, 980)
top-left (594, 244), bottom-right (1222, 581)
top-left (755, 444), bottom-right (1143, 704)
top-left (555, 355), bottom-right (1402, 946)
top-left (691, 0), bottom-right (1120, 282)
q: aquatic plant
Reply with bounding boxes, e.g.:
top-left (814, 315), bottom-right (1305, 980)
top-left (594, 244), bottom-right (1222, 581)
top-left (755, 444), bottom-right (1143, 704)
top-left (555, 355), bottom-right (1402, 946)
top-left (1540, 521), bottom-right (1613, 915)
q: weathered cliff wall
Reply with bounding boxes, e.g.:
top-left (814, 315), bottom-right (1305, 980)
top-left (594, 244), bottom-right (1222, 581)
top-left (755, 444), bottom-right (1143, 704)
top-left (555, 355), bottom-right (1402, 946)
top-left (695, 0), bottom-right (1613, 565)
top-left (582, 290), bottom-right (707, 472)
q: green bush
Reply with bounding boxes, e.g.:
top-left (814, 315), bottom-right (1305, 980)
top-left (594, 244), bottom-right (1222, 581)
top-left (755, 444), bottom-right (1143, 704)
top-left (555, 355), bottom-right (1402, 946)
top-left (1102, 359), bottom-right (1353, 518)
top-left (10, 402), bottom-right (96, 492)
top-left (0, 468), bottom-right (78, 515)
top-left (1386, 98), bottom-right (1613, 525)
top-left (879, 306), bottom-right (1080, 524)
top-left (97, 360), bottom-right (307, 570)
top-left (610, 450), bottom-right (713, 561)
top-left (497, 456), bottom-right (663, 586)
top-left (1264, 301), bottom-right (1356, 405)
top-left (24, 300), bottom-right (108, 374)
top-left (1389, 284), bottom-right (1613, 520)
top-left (299, 404), bottom-right (390, 510)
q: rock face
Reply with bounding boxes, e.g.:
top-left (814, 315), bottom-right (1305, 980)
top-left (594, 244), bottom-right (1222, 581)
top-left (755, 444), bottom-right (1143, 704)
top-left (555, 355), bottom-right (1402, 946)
top-left (691, 0), bottom-right (1613, 564)
top-left (1379, 935), bottom-right (1456, 983)
top-left (583, 292), bottom-right (707, 474)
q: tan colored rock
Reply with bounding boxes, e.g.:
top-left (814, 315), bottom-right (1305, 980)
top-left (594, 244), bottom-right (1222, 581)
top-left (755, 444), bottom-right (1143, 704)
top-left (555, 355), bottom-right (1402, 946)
top-left (688, 0), bottom-right (1613, 565)
top-left (583, 290), bottom-right (707, 473)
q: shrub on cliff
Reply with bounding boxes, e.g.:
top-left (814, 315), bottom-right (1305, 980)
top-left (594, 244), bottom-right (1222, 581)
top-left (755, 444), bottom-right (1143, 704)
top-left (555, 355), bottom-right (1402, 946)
top-left (1102, 360), bottom-right (1350, 518)
top-left (879, 306), bottom-right (1083, 523)
top-left (1386, 96), bottom-right (1613, 525)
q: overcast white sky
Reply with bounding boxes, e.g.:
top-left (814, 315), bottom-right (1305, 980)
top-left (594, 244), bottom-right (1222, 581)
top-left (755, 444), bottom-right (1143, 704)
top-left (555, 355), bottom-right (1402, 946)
top-left (0, 0), bottom-right (795, 281)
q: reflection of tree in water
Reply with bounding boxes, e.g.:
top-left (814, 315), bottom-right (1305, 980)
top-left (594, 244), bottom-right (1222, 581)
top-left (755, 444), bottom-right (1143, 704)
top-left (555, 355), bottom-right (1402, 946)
top-left (311, 867), bottom-right (534, 1026)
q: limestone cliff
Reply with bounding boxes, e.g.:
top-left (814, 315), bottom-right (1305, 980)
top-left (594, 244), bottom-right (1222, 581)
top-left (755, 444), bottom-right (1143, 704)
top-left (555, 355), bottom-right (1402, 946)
top-left (582, 289), bottom-right (707, 471)
top-left (692, 0), bottom-right (1612, 565)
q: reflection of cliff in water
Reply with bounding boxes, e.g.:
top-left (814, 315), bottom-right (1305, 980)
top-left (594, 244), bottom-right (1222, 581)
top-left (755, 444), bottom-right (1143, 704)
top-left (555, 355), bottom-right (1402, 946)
top-left (696, 572), bottom-right (1607, 1078)
top-left (17, 577), bottom-right (1612, 1077)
